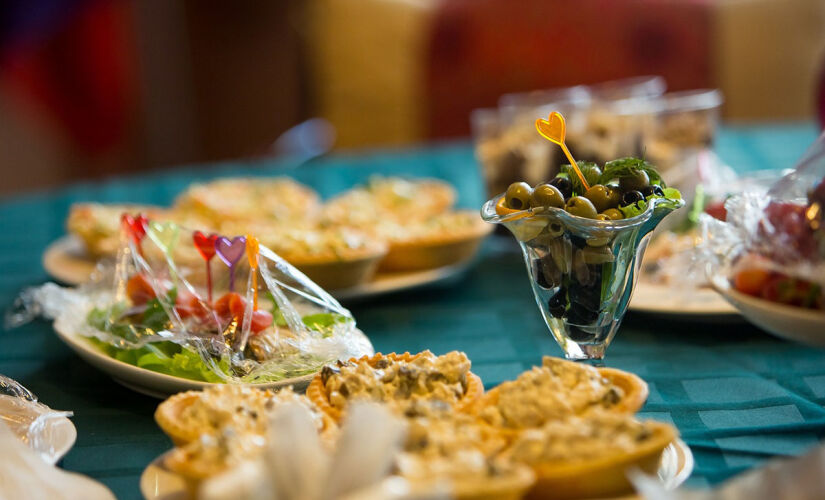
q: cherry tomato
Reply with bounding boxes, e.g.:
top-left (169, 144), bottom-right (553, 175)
top-left (214, 292), bottom-right (247, 320)
top-left (704, 200), bottom-right (727, 221)
top-left (250, 310), bottom-right (273, 334)
top-left (126, 274), bottom-right (156, 305)
top-left (733, 269), bottom-right (770, 296)
top-left (175, 290), bottom-right (210, 319)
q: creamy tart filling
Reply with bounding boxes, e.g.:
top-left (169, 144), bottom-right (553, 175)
top-left (177, 386), bottom-right (325, 438)
top-left (321, 351), bottom-right (471, 413)
top-left (503, 412), bottom-right (658, 465)
top-left (480, 357), bottom-right (624, 429)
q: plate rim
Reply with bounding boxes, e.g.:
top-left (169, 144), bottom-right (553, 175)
top-left (139, 439), bottom-right (694, 500)
top-left (629, 280), bottom-right (740, 317)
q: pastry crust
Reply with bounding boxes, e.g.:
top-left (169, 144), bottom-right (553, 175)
top-left (306, 352), bottom-right (484, 422)
top-left (519, 419), bottom-right (676, 499)
top-left (67, 203), bottom-right (167, 257)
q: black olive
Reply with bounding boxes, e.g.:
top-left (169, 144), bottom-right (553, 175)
top-left (547, 287), bottom-right (567, 318)
top-left (533, 258), bottom-right (550, 289)
top-left (621, 190), bottom-right (644, 207)
top-left (549, 177), bottom-right (573, 199)
top-left (642, 184), bottom-right (665, 198)
top-left (566, 325), bottom-right (594, 342)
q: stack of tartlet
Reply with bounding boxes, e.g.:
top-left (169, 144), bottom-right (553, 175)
top-left (67, 176), bottom-right (491, 290)
top-left (153, 351), bottom-right (678, 499)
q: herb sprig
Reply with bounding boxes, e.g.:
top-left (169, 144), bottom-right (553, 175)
top-left (598, 157), bottom-right (665, 188)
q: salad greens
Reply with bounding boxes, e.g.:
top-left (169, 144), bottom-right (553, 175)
top-left (86, 289), bottom-right (347, 383)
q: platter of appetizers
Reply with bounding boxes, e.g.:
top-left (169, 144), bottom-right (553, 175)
top-left (43, 176), bottom-right (491, 301)
top-left (139, 352), bottom-right (693, 500)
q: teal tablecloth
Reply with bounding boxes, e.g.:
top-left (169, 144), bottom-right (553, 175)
top-left (1, 124), bottom-right (823, 499)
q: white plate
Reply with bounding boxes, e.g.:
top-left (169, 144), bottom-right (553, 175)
top-left (710, 274), bottom-right (825, 346)
top-left (139, 439), bottom-right (693, 500)
top-left (630, 281), bottom-right (740, 319)
top-left (43, 236), bottom-right (472, 302)
top-left (0, 397), bottom-right (77, 465)
top-left (52, 319), bottom-right (374, 399)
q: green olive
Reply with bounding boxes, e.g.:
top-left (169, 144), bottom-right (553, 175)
top-left (581, 164), bottom-right (602, 186)
top-left (619, 170), bottom-right (650, 192)
top-left (605, 187), bottom-right (622, 208)
top-left (564, 196), bottom-right (598, 219)
top-left (583, 185), bottom-right (615, 212)
top-left (530, 183), bottom-right (565, 208)
top-left (505, 182), bottom-right (533, 210)
top-left (595, 213), bottom-right (610, 221)
top-left (602, 208), bottom-right (624, 220)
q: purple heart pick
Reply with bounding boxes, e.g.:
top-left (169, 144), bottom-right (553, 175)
top-left (215, 236), bottom-right (246, 291)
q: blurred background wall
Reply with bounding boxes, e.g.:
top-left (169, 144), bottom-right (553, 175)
top-left (1, 0), bottom-right (824, 195)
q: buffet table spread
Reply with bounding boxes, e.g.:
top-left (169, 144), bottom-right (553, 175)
top-left (0, 123), bottom-right (823, 499)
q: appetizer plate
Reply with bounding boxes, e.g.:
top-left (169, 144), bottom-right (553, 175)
top-left (43, 236), bottom-right (473, 302)
top-left (630, 281), bottom-right (740, 319)
top-left (139, 439), bottom-right (692, 500)
top-left (52, 320), bottom-right (374, 399)
top-left (710, 274), bottom-right (825, 346)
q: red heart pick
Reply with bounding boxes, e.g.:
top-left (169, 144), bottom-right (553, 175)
top-left (193, 231), bottom-right (218, 261)
top-left (121, 213), bottom-right (148, 243)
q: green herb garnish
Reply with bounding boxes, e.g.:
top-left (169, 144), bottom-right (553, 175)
top-left (599, 157), bottom-right (665, 187)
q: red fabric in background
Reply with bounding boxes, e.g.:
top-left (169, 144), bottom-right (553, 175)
top-left (425, 0), bottom-right (712, 139)
top-left (0, 0), bottom-right (137, 156)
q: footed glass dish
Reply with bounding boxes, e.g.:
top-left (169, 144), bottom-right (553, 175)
top-left (482, 195), bottom-right (684, 360)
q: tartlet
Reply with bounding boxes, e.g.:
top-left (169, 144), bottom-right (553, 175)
top-left (67, 203), bottom-right (168, 257)
top-left (503, 413), bottom-right (677, 499)
top-left (377, 211), bottom-right (493, 271)
top-left (154, 385), bottom-right (333, 446)
top-left (475, 357), bottom-right (648, 432)
top-left (306, 351), bottom-right (484, 422)
top-left (173, 177), bottom-right (321, 226)
top-left (397, 408), bottom-right (535, 500)
top-left (219, 222), bottom-right (388, 290)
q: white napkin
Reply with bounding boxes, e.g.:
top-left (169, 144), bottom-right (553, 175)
top-left (0, 421), bottom-right (115, 500)
top-left (199, 403), bottom-right (446, 500)
top-left (634, 441), bottom-right (825, 500)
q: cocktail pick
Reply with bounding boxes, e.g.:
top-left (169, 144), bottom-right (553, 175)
top-left (246, 234), bottom-right (259, 311)
top-left (215, 235), bottom-right (246, 292)
top-left (193, 231), bottom-right (218, 302)
top-left (147, 221), bottom-right (180, 256)
top-left (120, 213), bottom-right (148, 254)
top-left (536, 111), bottom-right (590, 191)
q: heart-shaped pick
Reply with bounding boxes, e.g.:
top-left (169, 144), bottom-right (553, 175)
top-left (215, 236), bottom-right (246, 267)
top-left (535, 111), bottom-right (566, 145)
top-left (147, 221), bottom-right (180, 255)
top-left (193, 231), bottom-right (218, 261)
top-left (121, 213), bottom-right (148, 243)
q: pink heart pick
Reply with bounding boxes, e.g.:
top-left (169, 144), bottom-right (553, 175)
top-left (215, 236), bottom-right (246, 267)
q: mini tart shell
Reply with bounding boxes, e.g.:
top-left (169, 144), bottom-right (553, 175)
top-left (154, 389), bottom-right (337, 447)
top-left (447, 464), bottom-right (536, 500)
top-left (306, 352), bottom-right (485, 423)
top-left (471, 366), bottom-right (649, 437)
top-left (281, 244), bottom-right (388, 291)
top-left (522, 420), bottom-right (677, 500)
top-left (378, 217), bottom-right (493, 272)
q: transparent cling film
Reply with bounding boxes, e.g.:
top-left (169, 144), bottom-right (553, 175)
top-left (8, 218), bottom-right (373, 384)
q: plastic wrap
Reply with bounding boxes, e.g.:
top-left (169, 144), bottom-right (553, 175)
top-left (700, 132), bottom-right (825, 309)
top-left (0, 375), bottom-right (73, 464)
top-left (11, 218), bottom-right (373, 384)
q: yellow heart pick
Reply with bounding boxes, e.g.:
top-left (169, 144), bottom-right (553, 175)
top-left (535, 111), bottom-right (566, 145)
top-left (535, 111), bottom-right (590, 191)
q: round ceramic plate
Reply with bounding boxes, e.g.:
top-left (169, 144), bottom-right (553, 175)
top-left (710, 274), bottom-right (825, 346)
top-left (0, 398), bottom-right (77, 465)
top-left (139, 439), bottom-right (692, 500)
top-left (629, 281), bottom-right (739, 319)
top-left (52, 319), bottom-right (374, 399)
top-left (43, 236), bottom-right (473, 302)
